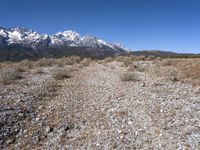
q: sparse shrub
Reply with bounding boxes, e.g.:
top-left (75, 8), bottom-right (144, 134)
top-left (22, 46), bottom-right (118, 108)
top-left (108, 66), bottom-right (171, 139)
top-left (52, 68), bottom-right (71, 80)
top-left (80, 58), bottom-right (93, 67)
top-left (120, 72), bottom-right (138, 82)
top-left (64, 56), bottom-right (81, 65)
top-left (32, 67), bottom-right (45, 74)
top-left (33, 80), bottom-right (59, 98)
top-left (150, 66), bottom-right (180, 82)
top-left (13, 64), bottom-right (26, 72)
top-left (146, 55), bottom-right (156, 61)
top-left (134, 56), bottom-right (146, 61)
top-left (127, 64), bottom-right (137, 71)
top-left (122, 60), bottom-right (133, 67)
top-left (155, 57), bottom-right (162, 61)
top-left (35, 58), bottom-right (55, 67)
top-left (0, 68), bottom-right (22, 84)
top-left (114, 56), bottom-right (126, 62)
top-left (135, 65), bottom-right (147, 72)
top-left (103, 57), bottom-right (114, 63)
top-left (154, 59), bottom-right (200, 84)
top-left (159, 59), bottom-right (177, 67)
top-left (111, 65), bottom-right (115, 69)
top-left (55, 56), bottom-right (82, 67)
top-left (19, 59), bottom-right (34, 69)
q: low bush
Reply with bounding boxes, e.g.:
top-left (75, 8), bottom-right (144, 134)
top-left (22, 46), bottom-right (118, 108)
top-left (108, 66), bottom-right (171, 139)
top-left (121, 72), bottom-right (138, 82)
top-left (52, 68), bottom-right (71, 80)
top-left (0, 68), bottom-right (22, 84)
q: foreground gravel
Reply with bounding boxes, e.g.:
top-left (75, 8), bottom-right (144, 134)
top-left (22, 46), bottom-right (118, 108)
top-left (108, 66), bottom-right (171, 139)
top-left (1, 61), bottom-right (200, 149)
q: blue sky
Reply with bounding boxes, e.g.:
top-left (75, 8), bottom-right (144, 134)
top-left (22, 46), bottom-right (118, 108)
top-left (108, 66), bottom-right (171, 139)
top-left (0, 0), bottom-right (200, 53)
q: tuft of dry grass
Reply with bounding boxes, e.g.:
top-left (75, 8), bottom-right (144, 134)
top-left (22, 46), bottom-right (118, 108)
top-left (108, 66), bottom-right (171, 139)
top-left (150, 66), bottom-right (180, 82)
top-left (55, 56), bottom-right (81, 67)
top-left (80, 58), bottom-right (93, 67)
top-left (12, 64), bottom-right (26, 72)
top-left (34, 58), bottom-right (55, 67)
top-left (127, 64), bottom-right (137, 71)
top-left (103, 57), bottom-right (114, 63)
top-left (0, 68), bottom-right (23, 85)
top-left (151, 59), bottom-right (200, 84)
top-left (19, 59), bottom-right (34, 69)
top-left (120, 72), bottom-right (138, 82)
top-left (52, 68), bottom-right (71, 80)
top-left (32, 80), bottom-right (59, 99)
top-left (32, 67), bottom-right (45, 74)
top-left (146, 55), bottom-right (156, 61)
top-left (175, 60), bottom-right (200, 85)
top-left (64, 56), bottom-right (81, 65)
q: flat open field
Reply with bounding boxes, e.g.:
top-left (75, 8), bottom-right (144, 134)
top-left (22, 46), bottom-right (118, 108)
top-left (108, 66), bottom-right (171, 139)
top-left (1, 56), bottom-right (200, 149)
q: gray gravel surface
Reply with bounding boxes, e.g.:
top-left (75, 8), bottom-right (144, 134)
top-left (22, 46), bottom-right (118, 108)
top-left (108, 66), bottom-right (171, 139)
top-left (1, 61), bottom-right (200, 149)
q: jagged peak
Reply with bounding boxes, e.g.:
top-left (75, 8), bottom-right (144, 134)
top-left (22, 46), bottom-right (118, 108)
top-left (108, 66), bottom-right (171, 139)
top-left (0, 26), bottom-right (127, 51)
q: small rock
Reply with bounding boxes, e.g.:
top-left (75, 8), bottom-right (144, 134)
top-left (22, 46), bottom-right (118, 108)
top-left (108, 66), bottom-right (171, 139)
top-left (6, 139), bottom-right (13, 145)
top-left (38, 105), bottom-right (43, 110)
top-left (45, 126), bottom-right (53, 133)
top-left (128, 121), bottom-right (133, 125)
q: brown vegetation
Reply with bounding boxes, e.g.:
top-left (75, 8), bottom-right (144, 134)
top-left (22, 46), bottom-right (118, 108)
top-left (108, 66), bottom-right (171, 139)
top-left (120, 72), bottom-right (138, 82)
top-left (0, 68), bottom-right (23, 85)
top-left (151, 58), bottom-right (200, 85)
top-left (51, 68), bottom-right (72, 80)
top-left (80, 58), bottom-right (93, 67)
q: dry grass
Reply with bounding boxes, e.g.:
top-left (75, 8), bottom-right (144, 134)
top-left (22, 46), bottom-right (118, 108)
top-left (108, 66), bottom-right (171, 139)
top-left (0, 68), bottom-right (23, 85)
top-left (115, 55), bottom-right (147, 62)
top-left (32, 67), bottom-right (45, 74)
top-left (127, 64), bottom-right (137, 71)
top-left (34, 58), bottom-right (56, 67)
top-left (12, 64), bottom-right (26, 72)
top-left (103, 57), bottom-right (114, 63)
top-left (146, 55), bottom-right (156, 61)
top-left (54, 56), bottom-right (81, 67)
top-left (150, 66), bottom-right (180, 82)
top-left (18, 59), bottom-right (34, 69)
top-left (32, 80), bottom-right (59, 99)
top-left (120, 72), bottom-right (138, 82)
top-left (152, 59), bottom-right (200, 84)
top-left (174, 60), bottom-right (200, 85)
top-left (80, 58), bottom-right (93, 67)
top-left (51, 68), bottom-right (71, 80)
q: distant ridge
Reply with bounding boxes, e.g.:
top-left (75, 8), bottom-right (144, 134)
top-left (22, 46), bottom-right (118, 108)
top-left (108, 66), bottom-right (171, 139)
top-left (0, 27), bottom-right (126, 61)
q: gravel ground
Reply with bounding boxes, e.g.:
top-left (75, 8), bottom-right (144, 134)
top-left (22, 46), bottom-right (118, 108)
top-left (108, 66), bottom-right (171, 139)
top-left (1, 61), bottom-right (200, 149)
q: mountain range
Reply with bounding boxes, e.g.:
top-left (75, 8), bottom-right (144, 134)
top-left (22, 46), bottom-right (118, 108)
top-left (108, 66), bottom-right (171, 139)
top-left (1, 27), bottom-right (199, 61)
top-left (0, 27), bottom-right (127, 61)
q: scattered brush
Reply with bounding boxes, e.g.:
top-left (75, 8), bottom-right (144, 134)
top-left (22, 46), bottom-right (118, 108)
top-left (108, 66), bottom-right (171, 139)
top-left (127, 64), bottom-right (137, 71)
top-left (12, 64), bottom-right (26, 72)
top-left (52, 68), bottom-right (71, 80)
top-left (32, 67), bottom-right (45, 74)
top-left (0, 68), bottom-right (23, 85)
top-left (80, 58), bottom-right (93, 67)
top-left (103, 57), bottom-right (114, 63)
top-left (120, 72), bottom-right (139, 82)
top-left (150, 66), bottom-right (180, 82)
top-left (32, 80), bottom-right (59, 99)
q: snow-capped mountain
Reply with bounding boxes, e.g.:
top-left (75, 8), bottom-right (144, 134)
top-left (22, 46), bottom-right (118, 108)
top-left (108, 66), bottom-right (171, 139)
top-left (0, 27), bottom-right (125, 52)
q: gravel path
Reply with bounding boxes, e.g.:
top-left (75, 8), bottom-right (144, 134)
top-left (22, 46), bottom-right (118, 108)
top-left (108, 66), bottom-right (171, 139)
top-left (38, 62), bottom-right (200, 150)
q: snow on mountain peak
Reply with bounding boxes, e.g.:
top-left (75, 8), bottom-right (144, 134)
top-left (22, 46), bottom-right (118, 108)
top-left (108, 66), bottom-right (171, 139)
top-left (0, 27), bottom-right (126, 52)
top-left (55, 30), bottom-right (80, 41)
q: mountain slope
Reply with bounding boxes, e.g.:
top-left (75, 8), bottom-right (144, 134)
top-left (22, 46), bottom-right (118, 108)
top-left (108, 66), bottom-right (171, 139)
top-left (0, 27), bottom-right (126, 61)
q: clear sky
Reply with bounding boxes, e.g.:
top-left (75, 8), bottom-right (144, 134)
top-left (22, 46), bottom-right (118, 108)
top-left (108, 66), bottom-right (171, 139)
top-left (0, 0), bottom-right (200, 53)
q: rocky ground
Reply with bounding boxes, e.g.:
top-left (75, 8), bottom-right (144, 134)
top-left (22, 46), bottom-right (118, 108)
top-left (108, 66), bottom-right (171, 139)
top-left (1, 60), bottom-right (200, 149)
